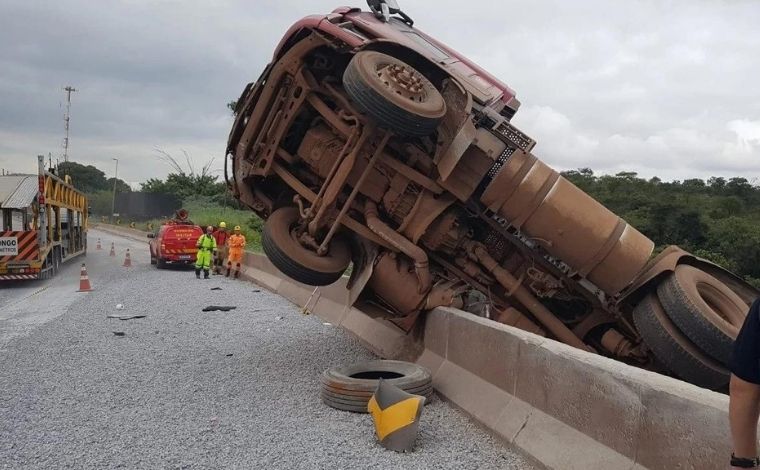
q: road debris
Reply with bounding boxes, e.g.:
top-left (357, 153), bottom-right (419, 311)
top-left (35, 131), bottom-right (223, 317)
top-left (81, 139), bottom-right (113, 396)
top-left (112, 331), bottom-right (125, 336)
top-left (107, 314), bottom-right (147, 321)
top-left (210, 287), bottom-right (223, 291)
top-left (201, 306), bottom-right (237, 312)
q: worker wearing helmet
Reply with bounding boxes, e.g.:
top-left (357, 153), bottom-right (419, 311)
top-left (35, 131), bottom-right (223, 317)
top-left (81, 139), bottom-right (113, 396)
top-left (226, 225), bottom-right (246, 279)
top-left (212, 222), bottom-right (230, 275)
top-left (195, 225), bottom-right (217, 279)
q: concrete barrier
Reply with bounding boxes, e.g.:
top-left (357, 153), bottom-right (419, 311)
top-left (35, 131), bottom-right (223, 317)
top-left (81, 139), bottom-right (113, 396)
top-left (418, 308), bottom-right (732, 470)
top-left (95, 226), bottom-right (734, 469)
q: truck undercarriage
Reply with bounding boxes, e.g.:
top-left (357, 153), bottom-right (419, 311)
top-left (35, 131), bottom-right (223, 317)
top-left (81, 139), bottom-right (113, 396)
top-left (226, 8), bottom-right (757, 390)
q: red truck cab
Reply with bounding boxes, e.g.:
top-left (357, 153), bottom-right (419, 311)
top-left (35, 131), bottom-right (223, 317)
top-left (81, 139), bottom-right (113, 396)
top-left (148, 211), bottom-right (202, 268)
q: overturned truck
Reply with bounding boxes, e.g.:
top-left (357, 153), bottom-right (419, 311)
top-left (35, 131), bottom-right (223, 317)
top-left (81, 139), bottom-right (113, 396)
top-left (226, 1), bottom-right (758, 390)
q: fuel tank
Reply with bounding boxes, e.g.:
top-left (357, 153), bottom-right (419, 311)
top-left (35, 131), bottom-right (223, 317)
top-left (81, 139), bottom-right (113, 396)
top-left (481, 150), bottom-right (654, 295)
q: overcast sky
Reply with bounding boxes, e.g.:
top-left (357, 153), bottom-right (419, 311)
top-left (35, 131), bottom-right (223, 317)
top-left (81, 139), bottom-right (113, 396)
top-left (1, 0), bottom-right (759, 187)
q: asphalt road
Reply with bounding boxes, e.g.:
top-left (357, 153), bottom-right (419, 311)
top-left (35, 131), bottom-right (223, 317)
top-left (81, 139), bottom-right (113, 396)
top-left (0, 229), bottom-right (534, 469)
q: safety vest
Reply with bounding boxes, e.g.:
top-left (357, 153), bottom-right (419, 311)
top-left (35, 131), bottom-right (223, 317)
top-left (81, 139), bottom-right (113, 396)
top-left (197, 234), bottom-right (217, 251)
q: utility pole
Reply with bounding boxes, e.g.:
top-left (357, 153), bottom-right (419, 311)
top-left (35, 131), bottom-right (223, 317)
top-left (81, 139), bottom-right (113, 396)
top-left (62, 85), bottom-right (77, 163)
top-left (111, 158), bottom-right (119, 223)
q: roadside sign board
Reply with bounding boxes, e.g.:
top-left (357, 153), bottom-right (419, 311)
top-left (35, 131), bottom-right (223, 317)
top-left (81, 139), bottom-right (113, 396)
top-left (0, 237), bottom-right (18, 255)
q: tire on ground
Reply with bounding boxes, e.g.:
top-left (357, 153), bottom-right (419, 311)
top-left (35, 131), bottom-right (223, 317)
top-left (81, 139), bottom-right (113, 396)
top-left (657, 264), bottom-right (748, 366)
top-left (342, 50), bottom-right (446, 137)
top-left (633, 294), bottom-right (730, 390)
top-left (262, 207), bottom-right (350, 286)
top-left (320, 360), bottom-right (432, 413)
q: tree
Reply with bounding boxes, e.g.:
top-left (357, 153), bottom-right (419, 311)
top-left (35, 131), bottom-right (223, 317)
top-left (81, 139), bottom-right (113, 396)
top-left (726, 177), bottom-right (753, 199)
top-left (106, 177), bottom-right (131, 193)
top-left (140, 149), bottom-right (223, 201)
top-left (707, 176), bottom-right (727, 192)
top-left (58, 161), bottom-right (108, 193)
top-left (57, 161), bottom-right (130, 194)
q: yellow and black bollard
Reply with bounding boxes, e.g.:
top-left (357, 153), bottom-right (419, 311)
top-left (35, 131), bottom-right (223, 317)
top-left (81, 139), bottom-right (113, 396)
top-left (367, 378), bottom-right (425, 452)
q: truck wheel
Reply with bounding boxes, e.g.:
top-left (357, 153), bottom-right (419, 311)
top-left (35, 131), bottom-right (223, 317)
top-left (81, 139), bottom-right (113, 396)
top-left (262, 207), bottom-right (350, 286)
top-left (343, 50), bottom-right (446, 137)
top-left (157, 257), bottom-right (167, 269)
top-left (657, 264), bottom-right (748, 366)
top-left (633, 294), bottom-right (729, 389)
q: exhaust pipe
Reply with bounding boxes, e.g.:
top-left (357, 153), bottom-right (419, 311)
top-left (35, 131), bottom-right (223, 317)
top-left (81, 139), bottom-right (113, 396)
top-left (364, 201), bottom-right (431, 294)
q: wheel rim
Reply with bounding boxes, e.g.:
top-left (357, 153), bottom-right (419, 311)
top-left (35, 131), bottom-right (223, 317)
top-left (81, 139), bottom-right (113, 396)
top-left (697, 281), bottom-right (745, 329)
top-left (377, 63), bottom-right (427, 104)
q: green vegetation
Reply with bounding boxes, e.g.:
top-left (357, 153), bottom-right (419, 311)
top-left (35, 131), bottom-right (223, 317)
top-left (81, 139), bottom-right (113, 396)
top-left (561, 169), bottom-right (760, 287)
top-left (87, 150), bottom-right (264, 252)
top-left (58, 161), bottom-right (130, 194)
top-left (56, 161), bottom-right (131, 217)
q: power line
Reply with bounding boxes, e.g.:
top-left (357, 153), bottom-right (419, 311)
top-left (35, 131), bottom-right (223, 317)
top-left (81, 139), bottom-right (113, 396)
top-left (62, 85), bottom-right (77, 163)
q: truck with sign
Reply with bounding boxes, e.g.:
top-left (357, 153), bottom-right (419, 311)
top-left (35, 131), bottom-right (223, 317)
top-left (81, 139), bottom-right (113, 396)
top-left (148, 209), bottom-right (203, 268)
top-left (0, 155), bottom-right (88, 280)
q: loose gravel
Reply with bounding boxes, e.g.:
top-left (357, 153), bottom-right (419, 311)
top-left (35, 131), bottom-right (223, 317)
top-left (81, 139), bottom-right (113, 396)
top-left (0, 234), bottom-right (534, 469)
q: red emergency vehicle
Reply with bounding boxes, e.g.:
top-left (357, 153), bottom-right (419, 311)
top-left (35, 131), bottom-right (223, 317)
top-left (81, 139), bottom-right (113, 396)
top-left (148, 209), bottom-right (202, 268)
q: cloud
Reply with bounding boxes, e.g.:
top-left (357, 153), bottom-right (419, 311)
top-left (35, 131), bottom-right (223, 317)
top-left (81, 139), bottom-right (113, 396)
top-left (1, 0), bottom-right (759, 184)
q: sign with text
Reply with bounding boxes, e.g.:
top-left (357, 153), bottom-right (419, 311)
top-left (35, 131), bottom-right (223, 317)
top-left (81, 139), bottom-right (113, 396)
top-left (0, 237), bottom-right (18, 255)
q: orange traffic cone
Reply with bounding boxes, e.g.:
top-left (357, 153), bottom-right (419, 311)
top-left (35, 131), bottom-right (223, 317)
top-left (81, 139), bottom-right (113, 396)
top-left (77, 263), bottom-right (93, 292)
top-left (109, 242), bottom-right (115, 257)
top-left (123, 249), bottom-right (132, 267)
top-left (96, 239), bottom-right (102, 250)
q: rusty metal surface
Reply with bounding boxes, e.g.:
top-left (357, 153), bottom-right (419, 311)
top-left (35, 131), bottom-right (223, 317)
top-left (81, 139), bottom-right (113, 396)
top-left (224, 4), bottom-right (759, 387)
top-left (483, 154), bottom-right (654, 295)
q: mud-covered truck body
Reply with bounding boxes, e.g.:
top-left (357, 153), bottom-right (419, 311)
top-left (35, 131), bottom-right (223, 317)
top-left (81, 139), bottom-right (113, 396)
top-left (226, 1), bottom-right (758, 389)
top-left (0, 155), bottom-right (88, 280)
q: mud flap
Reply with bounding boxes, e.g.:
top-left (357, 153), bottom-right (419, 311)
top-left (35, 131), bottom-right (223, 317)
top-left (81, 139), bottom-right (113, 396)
top-left (347, 236), bottom-right (378, 306)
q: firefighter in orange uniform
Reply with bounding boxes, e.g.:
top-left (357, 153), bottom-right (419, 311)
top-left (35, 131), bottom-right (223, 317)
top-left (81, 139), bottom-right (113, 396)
top-left (226, 226), bottom-right (246, 279)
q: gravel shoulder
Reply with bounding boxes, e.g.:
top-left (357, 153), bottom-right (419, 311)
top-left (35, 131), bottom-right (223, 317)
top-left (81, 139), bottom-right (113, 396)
top-left (0, 230), bottom-right (534, 469)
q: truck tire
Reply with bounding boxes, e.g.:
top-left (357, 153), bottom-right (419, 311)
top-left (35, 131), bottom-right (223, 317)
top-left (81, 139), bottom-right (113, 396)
top-left (262, 207), bottom-right (350, 286)
top-left (321, 360), bottom-right (433, 413)
top-left (343, 50), bottom-right (446, 137)
top-left (156, 257), bottom-right (167, 269)
top-left (633, 294), bottom-right (729, 390)
top-left (657, 264), bottom-right (748, 366)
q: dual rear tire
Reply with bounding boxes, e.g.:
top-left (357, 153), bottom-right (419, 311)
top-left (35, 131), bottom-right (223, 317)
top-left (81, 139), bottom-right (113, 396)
top-left (633, 264), bottom-right (750, 389)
